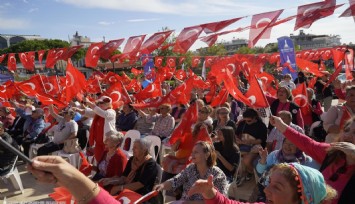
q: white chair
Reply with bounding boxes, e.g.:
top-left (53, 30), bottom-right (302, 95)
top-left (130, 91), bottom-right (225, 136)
top-left (0, 156), bottom-right (24, 194)
top-left (159, 139), bottom-right (173, 161)
top-left (54, 150), bottom-right (80, 168)
top-left (29, 143), bottom-right (46, 159)
top-left (121, 130), bottom-right (140, 152)
top-left (145, 135), bottom-right (161, 160)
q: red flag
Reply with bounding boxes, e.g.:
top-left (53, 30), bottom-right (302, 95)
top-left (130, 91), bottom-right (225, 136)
top-left (126, 79), bottom-right (142, 93)
top-left (166, 57), bottom-right (176, 68)
top-left (140, 30), bottom-right (174, 54)
top-left (85, 42), bottom-right (104, 68)
top-left (319, 60), bottom-right (326, 71)
top-left (121, 72), bottom-right (132, 85)
top-left (134, 80), bottom-right (162, 101)
top-left (210, 88), bottom-right (228, 107)
top-left (223, 70), bottom-right (252, 106)
top-left (78, 152), bottom-right (92, 176)
top-left (49, 187), bottom-right (72, 203)
top-left (62, 45), bottom-right (83, 60)
top-left (244, 76), bottom-right (269, 108)
top-left (339, 0), bottom-right (355, 20)
top-left (204, 56), bottom-right (216, 67)
top-left (42, 75), bottom-right (60, 95)
top-left (105, 82), bottom-right (131, 109)
top-left (249, 10), bottom-right (283, 47)
top-left (179, 57), bottom-right (186, 65)
top-left (103, 71), bottom-right (122, 85)
top-left (292, 82), bottom-right (308, 108)
top-left (45, 48), bottom-right (67, 68)
top-left (85, 78), bottom-right (102, 94)
top-left (155, 56), bottom-right (164, 68)
top-left (173, 25), bottom-right (203, 54)
top-left (37, 50), bottom-right (45, 65)
top-left (19, 52), bottom-right (35, 71)
top-left (65, 60), bottom-right (87, 103)
top-left (326, 49), bottom-right (346, 87)
top-left (97, 39), bottom-right (124, 60)
top-left (17, 75), bottom-right (46, 94)
top-left (201, 17), bottom-right (243, 34)
top-left (201, 34), bottom-right (218, 47)
top-left (308, 77), bottom-right (318, 89)
top-left (7, 53), bottom-right (17, 71)
top-left (294, 1), bottom-right (343, 30)
top-left (296, 57), bottom-right (324, 77)
top-left (191, 57), bottom-right (201, 68)
top-left (0, 54), bottom-right (6, 63)
top-left (169, 103), bottom-right (198, 145)
top-left (174, 69), bottom-right (187, 81)
top-left (131, 67), bottom-right (144, 76)
top-left (121, 35), bottom-right (146, 60)
top-left (115, 189), bottom-right (142, 203)
top-left (205, 84), bottom-right (217, 103)
top-left (161, 81), bottom-right (191, 105)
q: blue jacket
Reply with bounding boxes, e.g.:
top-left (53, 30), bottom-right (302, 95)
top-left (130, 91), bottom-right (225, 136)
top-left (16, 108), bottom-right (45, 140)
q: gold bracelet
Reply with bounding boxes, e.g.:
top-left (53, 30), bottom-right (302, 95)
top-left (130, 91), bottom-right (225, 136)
top-left (77, 183), bottom-right (98, 203)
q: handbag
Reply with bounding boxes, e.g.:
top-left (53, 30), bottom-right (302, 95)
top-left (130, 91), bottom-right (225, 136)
top-left (63, 138), bottom-right (81, 154)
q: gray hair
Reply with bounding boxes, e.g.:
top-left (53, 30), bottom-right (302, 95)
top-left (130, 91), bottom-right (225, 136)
top-left (105, 130), bottom-right (124, 146)
top-left (134, 138), bottom-right (151, 155)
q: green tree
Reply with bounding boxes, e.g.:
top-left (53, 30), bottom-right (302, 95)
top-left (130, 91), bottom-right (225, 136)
top-left (197, 44), bottom-right (227, 56)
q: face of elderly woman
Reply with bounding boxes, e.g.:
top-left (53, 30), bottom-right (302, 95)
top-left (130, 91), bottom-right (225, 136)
top-left (264, 169), bottom-right (298, 204)
top-left (104, 137), bottom-right (119, 150)
top-left (132, 141), bottom-right (146, 158)
top-left (190, 144), bottom-right (208, 165)
top-left (282, 139), bottom-right (298, 156)
top-left (342, 121), bottom-right (355, 144)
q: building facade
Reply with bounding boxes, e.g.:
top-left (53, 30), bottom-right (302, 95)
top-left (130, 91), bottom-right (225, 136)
top-left (290, 30), bottom-right (341, 50)
top-left (0, 34), bottom-right (44, 49)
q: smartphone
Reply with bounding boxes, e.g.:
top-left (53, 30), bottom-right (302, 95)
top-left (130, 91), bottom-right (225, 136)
top-left (0, 137), bottom-right (33, 164)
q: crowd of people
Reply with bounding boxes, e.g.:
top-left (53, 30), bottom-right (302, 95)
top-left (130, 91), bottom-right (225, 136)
top-left (0, 70), bottom-right (355, 204)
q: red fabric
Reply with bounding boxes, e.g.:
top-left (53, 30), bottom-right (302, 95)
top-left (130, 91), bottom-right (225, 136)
top-left (325, 48), bottom-right (345, 88)
top-left (292, 82), bottom-right (308, 108)
top-left (65, 60), bottom-right (87, 103)
top-left (17, 74), bottom-right (46, 94)
top-left (173, 25), bottom-right (203, 54)
top-left (166, 57), bottom-right (176, 68)
top-left (191, 57), bottom-right (201, 68)
top-left (296, 57), bottom-right (324, 77)
top-left (62, 45), bottom-right (83, 60)
top-left (0, 54), bottom-right (6, 63)
top-left (174, 69), bottom-right (187, 81)
top-left (223, 70), bottom-right (252, 107)
top-left (43, 75), bottom-right (61, 95)
top-left (154, 56), bottom-right (163, 68)
top-left (79, 151), bottom-right (92, 176)
top-left (98, 39), bottom-right (124, 60)
top-left (204, 56), bottom-right (216, 67)
top-left (133, 79), bottom-right (162, 101)
top-left (126, 79), bottom-right (142, 93)
top-left (103, 72), bottom-right (122, 85)
top-left (244, 75), bottom-right (269, 108)
top-left (49, 187), bottom-right (72, 203)
top-left (115, 189), bottom-right (142, 203)
top-left (85, 78), bottom-right (102, 94)
top-left (210, 88), bottom-right (228, 107)
top-left (201, 34), bottom-right (218, 47)
top-left (45, 48), bottom-right (67, 68)
top-left (249, 9), bottom-right (283, 47)
top-left (294, 0), bottom-right (341, 30)
top-left (89, 115), bottom-right (106, 161)
top-left (201, 17), bottom-right (242, 34)
top-left (85, 42), bottom-right (104, 68)
top-left (179, 56), bottom-right (186, 65)
top-left (7, 53), bottom-right (17, 71)
top-left (140, 30), bottom-right (173, 54)
top-left (37, 50), bottom-right (45, 64)
top-left (131, 67), bottom-right (143, 76)
top-left (19, 52), bottom-right (35, 71)
top-left (120, 72), bottom-right (132, 85)
top-left (339, 0), bottom-right (355, 18)
top-left (120, 35), bottom-right (146, 60)
top-left (99, 149), bottom-right (127, 178)
top-left (105, 82), bottom-right (131, 109)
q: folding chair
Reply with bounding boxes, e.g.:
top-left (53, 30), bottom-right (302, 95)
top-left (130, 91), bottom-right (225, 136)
top-left (0, 156), bottom-right (24, 194)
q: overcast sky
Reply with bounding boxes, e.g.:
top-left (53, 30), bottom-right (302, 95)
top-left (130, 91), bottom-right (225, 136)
top-left (1, 0), bottom-right (354, 50)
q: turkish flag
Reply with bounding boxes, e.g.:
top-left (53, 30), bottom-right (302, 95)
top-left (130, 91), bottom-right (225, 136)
top-left (85, 78), bottom-right (102, 94)
top-left (0, 54), bottom-right (6, 63)
top-left (326, 48), bottom-right (346, 87)
top-left (0, 81), bottom-right (16, 101)
top-left (134, 79), bottom-right (162, 101)
top-left (204, 56), bottom-right (216, 67)
top-left (205, 84), bottom-right (217, 103)
top-left (42, 75), bottom-right (60, 95)
top-left (49, 187), bottom-right (72, 203)
top-left (201, 17), bottom-right (243, 34)
top-left (173, 25), bottom-right (203, 54)
top-left (131, 67), bottom-right (144, 76)
top-left (17, 75), bottom-right (46, 95)
top-left (85, 42), bottom-right (104, 68)
top-left (244, 76), bottom-right (269, 108)
top-left (7, 53), bottom-right (17, 71)
top-left (78, 152), bottom-right (92, 176)
top-left (155, 56), bottom-right (164, 68)
top-left (121, 72), bottom-right (132, 85)
top-left (126, 79), bottom-right (142, 93)
top-left (296, 58), bottom-right (324, 77)
top-left (34, 92), bottom-right (67, 108)
top-left (140, 30), bottom-right (174, 54)
top-left (201, 34), bottom-right (218, 47)
top-left (179, 57), bottom-right (186, 65)
top-left (174, 69), bottom-right (187, 81)
top-left (223, 70), bottom-right (252, 107)
top-left (121, 35), bottom-right (146, 60)
top-left (169, 103), bottom-right (198, 145)
top-left (115, 189), bottom-right (142, 203)
top-left (156, 67), bottom-right (175, 82)
top-left (249, 9), bottom-right (283, 47)
top-left (65, 60), bottom-right (87, 103)
top-left (308, 77), bottom-right (318, 89)
top-left (294, 1), bottom-right (343, 30)
top-left (191, 57), bottom-right (201, 68)
top-left (105, 82), bottom-right (131, 109)
top-left (292, 82), bottom-right (308, 108)
top-left (161, 81), bottom-right (191, 105)
top-left (166, 57), bottom-right (176, 68)
top-left (19, 52), bottom-right (35, 71)
top-left (37, 50), bottom-right (45, 65)
top-left (103, 71), bottom-right (122, 85)
top-left (210, 88), bottom-right (228, 107)
top-left (61, 45), bottom-right (83, 60)
top-left (339, 0), bottom-right (355, 20)
top-left (188, 74), bottom-right (209, 89)
top-left (97, 39), bottom-right (124, 60)
top-left (45, 48), bottom-right (67, 68)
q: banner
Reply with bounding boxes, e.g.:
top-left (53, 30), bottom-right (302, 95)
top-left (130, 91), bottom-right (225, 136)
top-left (278, 36), bottom-right (298, 79)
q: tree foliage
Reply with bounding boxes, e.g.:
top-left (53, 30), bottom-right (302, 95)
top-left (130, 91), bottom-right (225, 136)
top-left (197, 44), bottom-right (227, 56)
top-left (0, 39), bottom-right (70, 54)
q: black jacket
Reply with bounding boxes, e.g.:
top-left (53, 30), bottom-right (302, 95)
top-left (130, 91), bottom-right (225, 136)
top-left (0, 132), bottom-right (18, 175)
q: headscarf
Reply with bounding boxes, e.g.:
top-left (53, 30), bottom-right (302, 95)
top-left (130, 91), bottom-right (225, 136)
top-left (289, 163), bottom-right (326, 204)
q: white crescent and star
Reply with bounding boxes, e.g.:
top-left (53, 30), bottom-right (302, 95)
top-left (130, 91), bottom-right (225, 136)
top-left (24, 82), bottom-right (36, 90)
top-left (110, 91), bottom-right (122, 103)
top-left (226, 63), bottom-right (236, 73)
top-left (66, 72), bottom-right (75, 87)
top-left (91, 46), bottom-right (100, 55)
top-left (185, 29), bottom-right (200, 39)
top-left (255, 18), bottom-right (271, 29)
top-left (109, 76), bottom-right (117, 83)
top-left (294, 94), bottom-right (308, 107)
top-left (303, 7), bottom-right (318, 17)
top-left (44, 83), bottom-right (54, 92)
top-left (248, 95), bottom-right (256, 105)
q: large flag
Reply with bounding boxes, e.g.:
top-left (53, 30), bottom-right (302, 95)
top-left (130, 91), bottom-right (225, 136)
top-left (61, 45), bottom-right (83, 60)
top-left (19, 52), bottom-right (35, 71)
top-left (200, 34), bottom-right (219, 47)
top-left (85, 42), bottom-right (104, 68)
top-left (97, 39), bottom-right (124, 60)
top-left (173, 25), bottom-right (203, 54)
top-left (121, 35), bottom-right (146, 60)
top-left (244, 76), bottom-right (269, 108)
top-left (278, 36), bottom-right (298, 79)
top-left (296, 57), bottom-right (324, 77)
top-left (201, 17), bottom-right (243, 34)
top-left (294, 0), bottom-right (342, 30)
top-left (210, 88), bottom-right (228, 107)
top-left (42, 75), bottom-right (60, 95)
top-left (339, 0), bottom-right (355, 21)
top-left (249, 9), bottom-right (283, 47)
top-left (292, 82), bottom-right (308, 108)
top-left (140, 30), bottom-right (174, 54)
top-left (324, 48), bottom-right (345, 88)
top-left (45, 48), bottom-right (67, 68)
top-left (105, 82), bottom-right (130, 109)
top-left (64, 60), bottom-right (87, 103)
top-left (133, 79), bottom-right (162, 101)
top-left (7, 53), bottom-right (17, 71)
